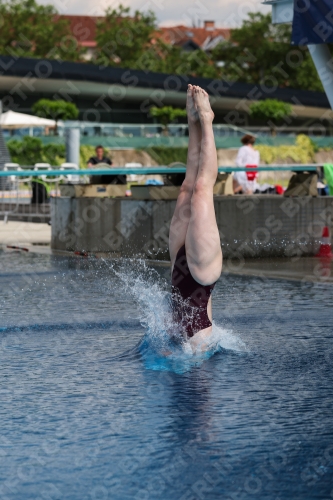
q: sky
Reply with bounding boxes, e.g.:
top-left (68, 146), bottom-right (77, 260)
top-left (44, 0), bottom-right (271, 27)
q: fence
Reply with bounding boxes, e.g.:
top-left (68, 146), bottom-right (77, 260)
top-left (6, 123), bottom-right (333, 149)
top-left (0, 164), bottom-right (320, 223)
top-left (0, 163), bottom-right (82, 223)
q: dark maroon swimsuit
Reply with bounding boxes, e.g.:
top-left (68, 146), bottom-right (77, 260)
top-left (171, 245), bottom-right (216, 338)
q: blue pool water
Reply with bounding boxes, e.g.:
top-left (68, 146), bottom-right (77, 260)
top-left (1, 250), bottom-right (333, 499)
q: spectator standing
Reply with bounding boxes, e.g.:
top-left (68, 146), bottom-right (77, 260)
top-left (233, 135), bottom-right (260, 194)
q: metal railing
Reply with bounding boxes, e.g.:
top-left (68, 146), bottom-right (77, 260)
top-left (3, 122), bottom-right (252, 139)
top-left (0, 163), bottom-right (82, 223)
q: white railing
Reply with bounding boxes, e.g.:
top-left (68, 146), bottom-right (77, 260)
top-left (1, 162), bottom-right (81, 222)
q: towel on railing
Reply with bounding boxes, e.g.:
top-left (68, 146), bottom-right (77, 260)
top-left (323, 164), bottom-right (333, 195)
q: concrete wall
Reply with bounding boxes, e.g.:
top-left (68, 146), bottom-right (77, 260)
top-left (51, 196), bottom-right (333, 259)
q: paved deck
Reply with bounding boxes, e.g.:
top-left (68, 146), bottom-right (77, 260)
top-left (0, 221), bottom-right (51, 246)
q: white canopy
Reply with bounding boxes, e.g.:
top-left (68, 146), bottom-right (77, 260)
top-left (0, 110), bottom-right (56, 129)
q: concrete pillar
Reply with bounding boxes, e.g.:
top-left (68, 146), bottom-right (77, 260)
top-left (308, 44), bottom-right (333, 110)
top-left (65, 128), bottom-right (80, 166)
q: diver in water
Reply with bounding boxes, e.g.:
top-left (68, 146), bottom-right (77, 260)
top-left (169, 84), bottom-right (223, 352)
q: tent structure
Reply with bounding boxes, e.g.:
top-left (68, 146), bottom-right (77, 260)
top-left (0, 110), bottom-right (56, 129)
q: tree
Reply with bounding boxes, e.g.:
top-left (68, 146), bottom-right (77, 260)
top-left (0, 0), bottom-right (85, 60)
top-left (95, 5), bottom-right (220, 78)
top-left (149, 106), bottom-right (187, 136)
top-left (169, 47), bottom-right (219, 78)
top-left (134, 40), bottom-right (220, 78)
top-left (32, 99), bottom-right (79, 134)
top-left (95, 4), bottom-right (157, 68)
top-left (249, 99), bottom-right (293, 135)
top-left (7, 136), bottom-right (65, 165)
top-left (211, 12), bottom-right (323, 92)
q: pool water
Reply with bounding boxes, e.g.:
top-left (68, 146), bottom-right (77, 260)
top-left (1, 250), bottom-right (333, 500)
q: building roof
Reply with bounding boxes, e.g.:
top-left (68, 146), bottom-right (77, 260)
top-left (56, 15), bottom-right (231, 51)
top-left (56, 15), bottom-right (103, 46)
top-left (155, 24), bottom-right (231, 49)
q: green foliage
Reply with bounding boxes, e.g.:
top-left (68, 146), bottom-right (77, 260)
top-left (6, 137), bottom-right (100, 168)
top-left (0, 0), bottom-right (85, 60)
top-left (7, 136), bottom-right (65, 165)
top-left (95, 4), bottom-right (157, 68)
top-left (256, 134), bottom-right (315, 164)
top-left (150, 106), bottom-right (186, 125)
top-left (309, 137), bottom-right (319, 153)
top-left (94, 4), bottom-right (219, 78)
top-left (135, 40), bottom-right (219, 78)
top-left (32, 99), bottom-right (79, 123)
top-left (168, 47), bottom-right (219, 78)
top-left (140, 147), bottom-right (188, 165)
top-left (142, 137), bottom-right (316, 166)
top-left (149, 106), bottom-right (187, 134)
top-left (250, 99), bottom-right (292, 122)
top-left (95, 7), bottom-right (325, 86)
top-left (0, 1), bottom-right (326, 91)
top-left (79, 145), bottom-right (96, 169)
top-left (211, 12), bottom-right (323, 92)
top-left (176, 49), bottom-right (219, 79)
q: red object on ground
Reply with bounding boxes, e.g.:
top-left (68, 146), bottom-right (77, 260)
top-left (74, 250), bottom-right (98, 258)
top-left (275, 185), bottom-right (284, 195)
top-left (6, 245), bottom-right (29, 252)
top-left (245, 164), bottom-right (258, 181)
top-left (315, 226), bottom-right (333, 258)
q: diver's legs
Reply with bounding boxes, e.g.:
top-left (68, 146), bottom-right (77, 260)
top-left (185, 87), bottom-right (222, 286)
top-left (169, 84), bottom-right (201, 268)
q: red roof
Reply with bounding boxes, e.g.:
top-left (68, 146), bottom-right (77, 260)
top-left (156, 25), bottom-right (231, 48)
top-left (56, 15), bottom-right (103, 46)
top-left (57, 16), bottom-right (231, 50)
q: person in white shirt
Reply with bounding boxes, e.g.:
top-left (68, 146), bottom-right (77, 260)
top-left (233, 135), bottom-right (260, 194)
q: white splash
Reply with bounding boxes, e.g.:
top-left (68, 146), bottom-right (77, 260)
top-left (108, 258), bottom-right (246, 373)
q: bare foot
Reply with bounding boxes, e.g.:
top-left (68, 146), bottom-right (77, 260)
top-left (193, 86), bottom-right (214, 124)
top-left (161, 350), bottom-right (172, 357)
top-left (189, 327), bottom-right (212, 354)
top-left (186, 84), bottom-right (199, 124)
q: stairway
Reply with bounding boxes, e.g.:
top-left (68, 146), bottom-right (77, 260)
top-left (0, 127), bottom-right (11, 189)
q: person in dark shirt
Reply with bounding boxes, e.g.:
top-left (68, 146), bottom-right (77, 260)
top-left (87, 145), bottom-right (112, 167)
top-left (87, 145), bottom-right (126, 185)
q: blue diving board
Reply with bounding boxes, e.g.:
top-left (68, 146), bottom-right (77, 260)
top-left (0, 165), bottom-right (319, 177)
